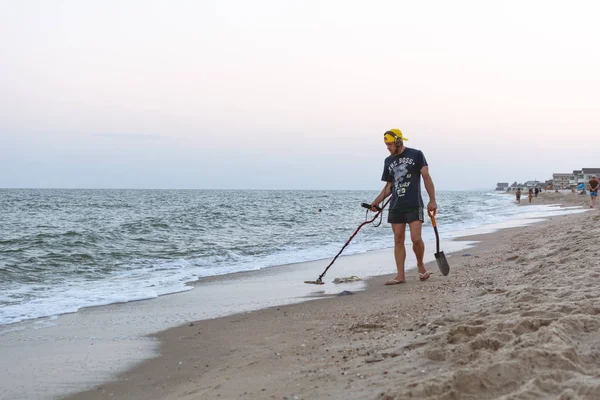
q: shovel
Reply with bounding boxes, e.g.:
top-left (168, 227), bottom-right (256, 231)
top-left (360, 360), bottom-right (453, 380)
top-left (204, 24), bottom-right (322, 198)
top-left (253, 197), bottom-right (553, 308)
top-left (427, 209), bottom-right (450, 276)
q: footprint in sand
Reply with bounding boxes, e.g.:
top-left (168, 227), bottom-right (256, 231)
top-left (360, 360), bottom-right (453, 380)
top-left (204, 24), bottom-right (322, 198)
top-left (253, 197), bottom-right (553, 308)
top-left (511, 318), bottom-right (553, 335)
top-left (447, 325), bottom-right (487, 344)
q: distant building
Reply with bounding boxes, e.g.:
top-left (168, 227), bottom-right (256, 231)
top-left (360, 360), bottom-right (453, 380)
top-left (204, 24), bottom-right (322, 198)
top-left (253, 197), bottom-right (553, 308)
top-left (570, 170), bottom-right (584, 187)
top-left (552, 173), bottom-right (571, 189)
top-left (523, 180), bottom-right (541, 188)
top-left (495, 182), bottom-right (509, 191)
top-left (582, 168), bottom-right (600, 181)
top-left (509, 181), bottom-right (523, 190)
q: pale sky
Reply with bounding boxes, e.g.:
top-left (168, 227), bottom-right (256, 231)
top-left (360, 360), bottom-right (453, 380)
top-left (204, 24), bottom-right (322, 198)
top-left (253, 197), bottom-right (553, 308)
top-left (2, 0), bottom-right (599, 190)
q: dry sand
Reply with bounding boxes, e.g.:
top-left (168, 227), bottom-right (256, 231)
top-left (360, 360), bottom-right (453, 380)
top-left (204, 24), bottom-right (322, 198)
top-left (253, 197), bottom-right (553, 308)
top-left (65, 191), bottom-right (600, 400)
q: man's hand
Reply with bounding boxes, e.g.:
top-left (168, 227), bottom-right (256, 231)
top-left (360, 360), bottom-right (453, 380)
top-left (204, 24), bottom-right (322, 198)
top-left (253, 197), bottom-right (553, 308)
top-left (369, 202), bottom-right (380, 212)
top-left (427, 201), bottom-right (438, 213)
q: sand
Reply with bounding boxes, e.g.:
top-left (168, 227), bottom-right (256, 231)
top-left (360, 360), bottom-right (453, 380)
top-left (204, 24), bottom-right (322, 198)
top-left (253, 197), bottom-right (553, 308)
top-left (61, 191), bottom-right (600, 400)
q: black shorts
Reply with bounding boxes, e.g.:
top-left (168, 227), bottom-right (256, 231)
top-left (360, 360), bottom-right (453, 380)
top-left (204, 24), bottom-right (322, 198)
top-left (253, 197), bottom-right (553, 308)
top-left (388, 207), bottom-right (424, 224)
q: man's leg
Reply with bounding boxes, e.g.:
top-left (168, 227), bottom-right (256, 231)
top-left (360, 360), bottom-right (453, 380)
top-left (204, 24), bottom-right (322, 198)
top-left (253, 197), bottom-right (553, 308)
top-left (390, 223), bottom-right (407, 282)
top-left (408, 220), bottom-right (427, 274)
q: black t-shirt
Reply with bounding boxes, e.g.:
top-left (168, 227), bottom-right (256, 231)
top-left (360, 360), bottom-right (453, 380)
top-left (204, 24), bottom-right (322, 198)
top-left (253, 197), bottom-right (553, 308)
top-left (381, 147), bottom-right (428, 210)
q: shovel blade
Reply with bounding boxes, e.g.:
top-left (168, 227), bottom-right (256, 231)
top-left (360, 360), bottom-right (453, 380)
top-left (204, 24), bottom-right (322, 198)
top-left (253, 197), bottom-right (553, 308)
top-left (434, 252), bottom-right (450, 276)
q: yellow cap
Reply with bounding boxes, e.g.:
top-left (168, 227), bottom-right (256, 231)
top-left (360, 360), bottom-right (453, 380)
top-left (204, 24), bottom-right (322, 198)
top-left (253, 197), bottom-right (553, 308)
top-left (383, 128), bottom-right (408, 143)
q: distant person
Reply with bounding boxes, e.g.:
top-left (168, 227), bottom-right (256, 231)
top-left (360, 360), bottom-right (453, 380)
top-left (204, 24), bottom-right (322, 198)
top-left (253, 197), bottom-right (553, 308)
top-left (369, 128), bottom-right (437, 285)
top-left (318, 208), bottom-right (322, 213)
top-left (534, 187), bottom-right (539, 198)
top-left (589, 176), bottom-right (599, 208)
top-left (528, 188), bottom-right (533, 203)
top-left (516, 188), bottom-right (521, 204)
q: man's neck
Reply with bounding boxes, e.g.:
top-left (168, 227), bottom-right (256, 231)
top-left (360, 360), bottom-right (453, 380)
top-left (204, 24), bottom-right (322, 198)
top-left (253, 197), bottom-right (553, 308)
top-left (394, 145), bottom-right (406, 156)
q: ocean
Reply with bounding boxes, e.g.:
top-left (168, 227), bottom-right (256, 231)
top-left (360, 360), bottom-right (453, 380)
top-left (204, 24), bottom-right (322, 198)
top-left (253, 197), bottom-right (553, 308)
top-left (0, 188), bottom-right (582, 326)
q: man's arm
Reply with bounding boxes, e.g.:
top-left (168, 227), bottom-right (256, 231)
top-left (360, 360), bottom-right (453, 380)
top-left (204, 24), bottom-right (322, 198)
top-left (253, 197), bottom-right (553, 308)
top-left (421, 166), bottom-right (437, 212)
top-left (371, 181), bottom-right (393, 210)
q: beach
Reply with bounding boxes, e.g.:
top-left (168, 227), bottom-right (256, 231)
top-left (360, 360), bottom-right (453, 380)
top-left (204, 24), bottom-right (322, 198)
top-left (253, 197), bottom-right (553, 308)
top-left (55, 192), bottom-right (600, 400)
top-left (5, 2), bottom-right (600, 398)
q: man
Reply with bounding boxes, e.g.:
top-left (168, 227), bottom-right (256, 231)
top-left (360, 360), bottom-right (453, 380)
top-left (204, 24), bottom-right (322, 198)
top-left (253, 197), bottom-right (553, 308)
top-left (516, 188), bottom-right (522, 204)
top-left (589, 175), bottom-right (599, 208)
top-left (370, 128), bottom-right (437, 285)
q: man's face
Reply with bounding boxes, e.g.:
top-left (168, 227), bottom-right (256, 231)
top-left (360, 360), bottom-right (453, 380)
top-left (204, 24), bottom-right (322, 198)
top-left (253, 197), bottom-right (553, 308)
top-left (385, 140), bottom-right (401, 154)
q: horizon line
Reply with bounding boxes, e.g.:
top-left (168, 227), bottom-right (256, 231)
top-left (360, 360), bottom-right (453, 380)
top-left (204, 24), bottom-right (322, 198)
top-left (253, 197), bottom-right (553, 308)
top-left (0, 187), bottom-right (494, 191)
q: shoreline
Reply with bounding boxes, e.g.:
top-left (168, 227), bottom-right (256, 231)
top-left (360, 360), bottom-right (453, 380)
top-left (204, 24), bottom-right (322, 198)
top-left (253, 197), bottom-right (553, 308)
top-left (0, 192), bottom-right (592, 399)
top-left (0, 191), bottom-right (582, 329)
top-left (1, 191), bottom-right (583, 329)
top-left (63, 194), bottom-right (597, 400)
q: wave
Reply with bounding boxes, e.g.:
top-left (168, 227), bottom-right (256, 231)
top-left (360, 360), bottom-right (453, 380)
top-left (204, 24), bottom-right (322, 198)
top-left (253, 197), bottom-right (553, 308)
top-left (0, 189), bottom-right (584, 326)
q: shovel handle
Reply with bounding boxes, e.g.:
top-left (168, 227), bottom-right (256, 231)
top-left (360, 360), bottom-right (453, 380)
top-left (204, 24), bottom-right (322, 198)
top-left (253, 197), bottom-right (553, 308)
top-left (427, 209), bottom-right (437, 227)
top-left (427, 209), bottom-right (441, 254)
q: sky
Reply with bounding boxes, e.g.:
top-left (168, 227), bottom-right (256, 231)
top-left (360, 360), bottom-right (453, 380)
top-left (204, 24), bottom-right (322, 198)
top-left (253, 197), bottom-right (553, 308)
top-left (2, 0), bottom-right (599, 190)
